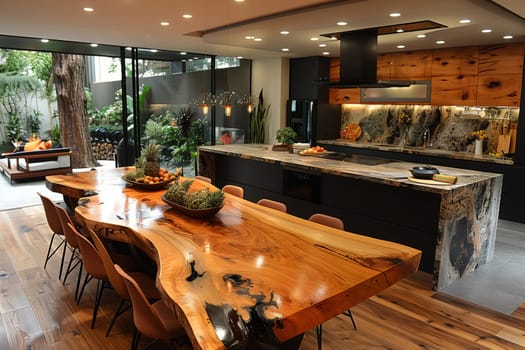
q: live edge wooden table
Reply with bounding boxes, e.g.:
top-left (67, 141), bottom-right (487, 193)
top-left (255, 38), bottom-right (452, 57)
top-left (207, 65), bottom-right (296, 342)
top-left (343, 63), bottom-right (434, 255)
top-left (46, 167), bottom-right (421, 350)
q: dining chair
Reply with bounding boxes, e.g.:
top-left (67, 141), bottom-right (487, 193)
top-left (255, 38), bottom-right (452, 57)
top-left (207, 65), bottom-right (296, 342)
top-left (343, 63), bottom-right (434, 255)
top-left (308, 213), bottom-right (356, 350)
top-left (222, 184), bottom-right (244, 198)
top-left (88, 229), bottom-right (160, 337)
top-left (195, 175), bottom-right (212, 184)
top-left (55, 203), bottom-right (83, 301)
top-left (114, 264), bottom-right (187, 350)
top-left (308, 213), bottom-right (344, 230)
top-left (38, 192), bottom-right (68, 280)
top-left (257, 198), bottom-right (287, 212)
top-left (68, 222), bottom-right (110, 329)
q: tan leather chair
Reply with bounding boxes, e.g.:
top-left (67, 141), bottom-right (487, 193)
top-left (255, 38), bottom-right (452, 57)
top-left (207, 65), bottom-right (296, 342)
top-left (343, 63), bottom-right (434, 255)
top-left (308, 213), bottom-right (356, 350)
top-left (89, 229), bottom-right (160, 337)
top-left (257, 198), bottom-right (287, 212)
top-left (195, 175), bottom-right (212, 183)
top-left (55, 204), bottom-right (83, 300)
top-left (308, 213), bottom-right (344, 230)
top-left (115, 264), bottom-right (187, 350)
top-left (68, 222), bottom-right (109, 328)
top-left (222, 184), bottom-right (244, 198)
top-left (38, 192), bottom-right (68, 279)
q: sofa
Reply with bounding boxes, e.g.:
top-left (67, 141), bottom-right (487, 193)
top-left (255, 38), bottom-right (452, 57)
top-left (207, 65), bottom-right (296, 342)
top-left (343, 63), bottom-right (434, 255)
top-left (0, 147), bottom-right (72, 183)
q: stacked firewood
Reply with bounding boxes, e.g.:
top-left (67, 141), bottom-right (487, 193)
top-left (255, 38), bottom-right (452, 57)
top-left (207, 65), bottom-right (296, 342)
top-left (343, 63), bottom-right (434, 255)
top-left (92, 142), bottom-right (116, 160)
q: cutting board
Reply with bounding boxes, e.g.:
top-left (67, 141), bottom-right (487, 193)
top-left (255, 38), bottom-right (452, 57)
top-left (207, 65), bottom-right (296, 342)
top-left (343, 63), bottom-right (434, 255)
top-left (497, 135), bottom-right (511, 154)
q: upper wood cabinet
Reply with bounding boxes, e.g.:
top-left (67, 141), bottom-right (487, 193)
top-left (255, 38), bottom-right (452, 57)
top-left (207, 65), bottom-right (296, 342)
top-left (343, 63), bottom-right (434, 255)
top-left (328, 43), bottom-right (524, 106)
top-left (378, 50), bottom-right (433, 80)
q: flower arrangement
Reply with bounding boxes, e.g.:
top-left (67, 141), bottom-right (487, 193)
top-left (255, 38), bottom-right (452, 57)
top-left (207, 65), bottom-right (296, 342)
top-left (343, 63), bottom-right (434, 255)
top-left (398, 111), bottom-right (412, 125)
top-left (471, 130), bottom-right (487, 140)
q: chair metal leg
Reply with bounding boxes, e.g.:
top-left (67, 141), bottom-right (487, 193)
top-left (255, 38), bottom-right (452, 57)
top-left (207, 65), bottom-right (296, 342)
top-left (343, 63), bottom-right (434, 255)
top-left (58, 236), bottom-right (68, 280)
top-left (316, 324), bottom-right (323, 350)
top-left (132, 328), bottom-right (141, 350)
top-left (344, 309), bottom-right (357, 330)
top-left (63, 248), bottom-right (81, 286)
top-left (91, 279), bottom-right (106, 329)
top-left (106, 298), bottom-right (130, 337)
top-left (77, 273), bottom-right (93, 305)
top-left (74, 261), bottom-right (83, 302)
top-left (43, 233), bottom-right (66, 277)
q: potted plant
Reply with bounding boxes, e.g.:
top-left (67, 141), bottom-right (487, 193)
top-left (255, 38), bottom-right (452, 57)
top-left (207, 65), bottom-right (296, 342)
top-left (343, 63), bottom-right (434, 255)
top-left (249, 89), bottom-right (269, 144)
top-left (273, 127), bottom-right (297, 151)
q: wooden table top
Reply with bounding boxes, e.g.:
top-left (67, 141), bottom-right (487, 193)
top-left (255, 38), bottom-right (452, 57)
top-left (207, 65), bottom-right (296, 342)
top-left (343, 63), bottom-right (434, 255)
top-left (46, 167), bottom-right (421, 350)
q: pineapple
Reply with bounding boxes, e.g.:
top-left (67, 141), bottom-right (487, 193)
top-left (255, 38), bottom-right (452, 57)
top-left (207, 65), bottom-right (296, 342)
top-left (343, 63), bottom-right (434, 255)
top-left (142, 142), bottom-right (161, 177)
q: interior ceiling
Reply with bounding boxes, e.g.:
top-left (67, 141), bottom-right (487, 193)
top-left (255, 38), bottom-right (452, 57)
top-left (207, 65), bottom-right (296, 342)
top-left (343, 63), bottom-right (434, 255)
top-left (0, 0), bottom-right (524, 59)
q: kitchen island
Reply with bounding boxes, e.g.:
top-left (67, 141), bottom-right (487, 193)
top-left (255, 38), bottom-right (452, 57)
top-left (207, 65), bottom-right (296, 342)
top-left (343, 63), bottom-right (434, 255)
top-left (198, 144), bottom-right (503, 290)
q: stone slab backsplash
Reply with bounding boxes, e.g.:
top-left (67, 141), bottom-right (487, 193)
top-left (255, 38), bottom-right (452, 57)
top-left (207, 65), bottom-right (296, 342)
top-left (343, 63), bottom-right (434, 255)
top-left (341, 105), bottom-right (519, 154)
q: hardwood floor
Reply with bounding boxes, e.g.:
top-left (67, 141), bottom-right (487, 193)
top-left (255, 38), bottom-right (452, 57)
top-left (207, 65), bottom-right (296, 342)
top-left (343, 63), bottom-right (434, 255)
top-left (1, 205), bottom-right (525, 350)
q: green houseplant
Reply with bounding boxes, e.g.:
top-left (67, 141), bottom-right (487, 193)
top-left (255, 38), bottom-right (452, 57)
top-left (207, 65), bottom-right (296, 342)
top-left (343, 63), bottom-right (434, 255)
top-left (273, 127), bottom-right (297, 151)
top-left (249, 89), bottom-right (269, 144)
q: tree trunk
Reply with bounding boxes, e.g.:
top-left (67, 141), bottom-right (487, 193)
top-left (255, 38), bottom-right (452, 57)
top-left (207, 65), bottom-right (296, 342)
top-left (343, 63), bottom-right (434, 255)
top-left (52, 53), bottom-right (98, 168)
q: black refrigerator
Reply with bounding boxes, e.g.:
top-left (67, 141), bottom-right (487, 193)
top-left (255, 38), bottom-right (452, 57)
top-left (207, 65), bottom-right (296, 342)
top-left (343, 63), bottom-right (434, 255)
top-left (286, 99), bottom-right (341, 144)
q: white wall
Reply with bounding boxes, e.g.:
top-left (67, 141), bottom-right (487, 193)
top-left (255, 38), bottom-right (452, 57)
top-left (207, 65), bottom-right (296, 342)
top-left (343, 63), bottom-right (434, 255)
top-left (251, 58), bottom-right (289, 144)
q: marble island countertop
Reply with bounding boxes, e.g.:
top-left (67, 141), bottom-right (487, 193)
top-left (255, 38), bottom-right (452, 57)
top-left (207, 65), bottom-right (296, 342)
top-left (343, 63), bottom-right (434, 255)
top-left (199, 144), bottom-right (502, 194)
top-left (319, 139), bottom-right (514, 166)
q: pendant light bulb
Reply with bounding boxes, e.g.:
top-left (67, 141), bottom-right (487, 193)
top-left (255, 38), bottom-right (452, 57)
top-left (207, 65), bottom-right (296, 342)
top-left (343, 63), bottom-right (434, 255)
top-left (201, 103), bottom-right (209, 116)
top-left (224, 104), bottom-right (232, 117)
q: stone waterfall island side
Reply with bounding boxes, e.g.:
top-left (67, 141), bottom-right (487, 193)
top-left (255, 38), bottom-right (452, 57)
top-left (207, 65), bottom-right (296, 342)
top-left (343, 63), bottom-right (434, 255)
top-left (198, 144), bottom-right (503, 290)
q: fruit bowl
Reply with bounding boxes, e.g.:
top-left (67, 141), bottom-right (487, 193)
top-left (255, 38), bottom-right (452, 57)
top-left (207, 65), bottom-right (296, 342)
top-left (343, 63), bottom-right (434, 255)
top-left (122, 176), bottom-right (176, 190)
top-left (161, 194), bottom-right (223, 218)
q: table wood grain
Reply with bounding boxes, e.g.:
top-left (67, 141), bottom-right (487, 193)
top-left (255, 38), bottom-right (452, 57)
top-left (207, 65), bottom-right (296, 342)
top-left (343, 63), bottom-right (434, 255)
top-left (46, 167), bottom-right (421, 350)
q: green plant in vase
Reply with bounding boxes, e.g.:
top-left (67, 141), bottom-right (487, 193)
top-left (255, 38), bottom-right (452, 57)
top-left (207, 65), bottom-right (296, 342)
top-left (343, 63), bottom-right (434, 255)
top-left (273, 127), bottom-right (297, 151)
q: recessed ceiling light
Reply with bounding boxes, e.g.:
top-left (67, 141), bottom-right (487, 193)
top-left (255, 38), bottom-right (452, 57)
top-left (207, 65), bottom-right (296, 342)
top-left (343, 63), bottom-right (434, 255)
top-left (503, 35), bottom-right (513, 40)
top-left (281, 48), bottom-right (290, 52)
top-left (180, 52), bottom-right (187, 55)
top-left (150, 49), bottom-right (158, 53)
top-left (397, 45), bottom-right (406, 49)
top-left (234, 0), bottom-right (245, 2)
top-left (319, 43), bottom-right (327, 47)
top-left (322, 51), bottom-right (330, 55)
top-left (280, 31), bottom-right (289, 35)
top-left (245, 35), bottom-right (255, 40)
top-left (237, 56), bottom-right (243, 59)
top-left (310, 37), bottom-right (319, 41)
top-left (83, 7), bottom-right (94, 12)
top-left (254, 38), bottom-right (262, 41)
top-left (160, 21), bottom-right (170, 26)
top-left (459, 19), bottom-right (471, 24)
top-left (389, 12), bottom-right (401, 17)
top-left (182, 14), bottom-right (192, 19)
top-left (337, 21), bottom-right (347, 26)
top-left (396, 29), bottom-right (404, 33)
top-left (90, 43), bottom-right (98, 47)
top-left (436, 40), bottom-right (445, 44)
top-left (481, 29), bottom-right (492, 33)
top-left (41, 39), bottom-right (49, 43)
top-left (417, 34), bottom-right (427, 38)
top-left (330, 36), bottom-right (338, 40)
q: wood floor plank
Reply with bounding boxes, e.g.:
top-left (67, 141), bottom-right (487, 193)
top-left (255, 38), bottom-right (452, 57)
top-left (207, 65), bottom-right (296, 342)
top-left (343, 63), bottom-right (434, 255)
top-left (1, 205), bottom-right (525, 350)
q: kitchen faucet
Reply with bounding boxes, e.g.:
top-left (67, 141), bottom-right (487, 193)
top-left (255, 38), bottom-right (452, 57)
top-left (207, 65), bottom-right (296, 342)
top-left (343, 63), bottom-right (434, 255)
top-left (423, 129), bottom-right (432, 148)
